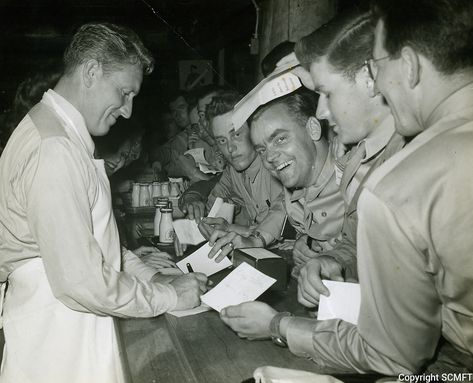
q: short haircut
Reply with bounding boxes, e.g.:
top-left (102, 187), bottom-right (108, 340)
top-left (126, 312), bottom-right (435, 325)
top-left (295, 8), bottom-right (374, 81)
top-left (206, 90), bottom-right (241, 122)
top-left (63, 23), bottom-right (154, 75)
top-left (250, 88), bottom-right (319, 128)
top-left (372, 0), bottom-right (473, 74)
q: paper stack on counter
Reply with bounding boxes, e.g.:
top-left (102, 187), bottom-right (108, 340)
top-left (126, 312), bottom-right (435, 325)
top-left (231, 61), bottom-right (302, 131)
top-left (201, 262), bottom-right (276, 312)
top-left (317, 280), bottom-right (361, 325)
top-left (176, 242), bottom-right (232, 276)
top-left (172, 197), bottom-right (235, 246)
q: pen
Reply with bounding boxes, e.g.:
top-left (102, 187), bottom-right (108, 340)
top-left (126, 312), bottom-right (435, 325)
top-left (306, 236), bottom-right (313, 249)
top-left (186, 263), bottom-right (194, 273)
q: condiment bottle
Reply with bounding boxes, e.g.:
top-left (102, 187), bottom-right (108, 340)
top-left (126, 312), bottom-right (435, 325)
top-left (152, 182), bottom-right (162, 205)
top-left (131, 183), bottom-right (140, 207)
top-left (139, 183), bottom-right (151, 206)
top-left (153, 201), bottom-right (168, 237)
top-left (170, 182), bottom-right (180, 197)
top-left (161, 182), bottom-right (170, 197)
top-left (159, 204), bottom-right (175, 243)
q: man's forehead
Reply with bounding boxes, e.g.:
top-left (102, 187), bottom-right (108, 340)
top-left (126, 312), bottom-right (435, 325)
top-left (309, 58), bottom-right (330, 88)
top-left (259, 102), bottom-right (291, 122)
top-left (212, 112), bottom-right (235, 134)
top-left (253, 104), bottom-right (298, 136)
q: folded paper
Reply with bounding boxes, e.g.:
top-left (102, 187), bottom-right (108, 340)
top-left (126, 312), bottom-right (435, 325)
top-left (317, 280), bottom-right (360, 325)
top-left (231, 61), bottom-right (302, 130)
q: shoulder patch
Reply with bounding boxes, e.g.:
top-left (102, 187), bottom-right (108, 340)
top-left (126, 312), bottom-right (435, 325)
top-left (28, 103), bottom-right (68, 139)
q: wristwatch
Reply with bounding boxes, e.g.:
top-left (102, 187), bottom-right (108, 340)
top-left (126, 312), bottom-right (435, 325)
top-left (269, 311), bottom-right (293, 347)
top-left (250, 230), bottom-right (267, 247)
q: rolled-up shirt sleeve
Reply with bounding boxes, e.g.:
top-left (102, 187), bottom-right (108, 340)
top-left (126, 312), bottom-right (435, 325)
top-left (285, 317), bottom-right (410, 375)
top-left (25, 138), bottom-right (177, 318)
top-left (122, 248), bottom-right (158, 282)
top-left (284, 188), bottom-right (441, 375)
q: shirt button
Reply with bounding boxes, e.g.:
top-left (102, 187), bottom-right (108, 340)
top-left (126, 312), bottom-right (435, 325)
top-left (321, 211), bottom-right (327, 217)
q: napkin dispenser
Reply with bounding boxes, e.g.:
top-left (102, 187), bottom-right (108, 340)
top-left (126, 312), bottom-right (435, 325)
top-left (232, 248), bottom-right (287, 291)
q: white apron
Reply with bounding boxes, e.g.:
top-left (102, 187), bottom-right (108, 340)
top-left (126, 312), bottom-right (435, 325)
top-left (0, 104), bottom-right (127, 383)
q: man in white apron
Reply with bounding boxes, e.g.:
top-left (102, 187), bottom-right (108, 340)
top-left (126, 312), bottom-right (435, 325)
top-left (0, 23), bottom-right (207, 383)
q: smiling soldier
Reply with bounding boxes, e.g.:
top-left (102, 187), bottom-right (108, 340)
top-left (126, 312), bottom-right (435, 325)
top-left (250, 89), bottom-right (345, 263)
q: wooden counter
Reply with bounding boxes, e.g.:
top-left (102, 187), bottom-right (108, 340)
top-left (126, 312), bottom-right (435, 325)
top-left (118, 266), bottom-right (323, 383)
top-left (118, 248), bottom-right (386, 383)
top-left (119, 309), bottom-right (319, 383)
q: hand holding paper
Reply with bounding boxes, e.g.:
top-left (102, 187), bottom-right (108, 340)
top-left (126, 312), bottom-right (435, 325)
top-left (317, 280), bottom-right (360, 325)
top-left (201, 262), bottom-right (276, 312)
top-left (297, 255), bottom-right (344, 308)
top-left (174, 197), bottom-right (235, 245)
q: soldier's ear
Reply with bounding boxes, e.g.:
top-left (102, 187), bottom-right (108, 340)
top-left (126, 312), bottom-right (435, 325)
top-left (400, 46), bottom-right (420, 89)
top-left (306, 116), bottom-right (322, 142)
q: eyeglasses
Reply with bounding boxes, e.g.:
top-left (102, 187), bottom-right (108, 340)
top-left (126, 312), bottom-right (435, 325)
top-left (364, 55), bottom-right (390, 80)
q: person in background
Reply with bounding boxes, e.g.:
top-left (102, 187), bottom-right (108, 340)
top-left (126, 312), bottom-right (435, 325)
top-left (150, 91), bottom-right (191, 175)
top-left (222, 0), bottom-right (473, 374)
top-left (95, 118), bottom-right (145, 177)
top-left (185, 86), bottom-right (226, 172)
top-left (94, 120), bottom-right (178, 271)
top-left (151, 91), bottom-right (213, 182)
top-left (0, 22), bottom-right (206, 383)
top-left (180, 90), bottom-right (286, 261)
top-left (0, 67), bottom-right (62, 155)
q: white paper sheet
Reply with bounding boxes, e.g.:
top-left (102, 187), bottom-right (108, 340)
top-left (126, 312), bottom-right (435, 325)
top-left (173, 197), bottom-right (235, 245)
top-left (201, 262), bottom-right (276, 312)
top-left (231, 61), bottom-right (302, 131)
top-left (207, 197), bottom-right (234, 224)
top-left (317, 280), bottom-right (360, 325)
top-left (172, 219), bottom-right (206, 245)
top-left (176, 242), bottom-right (232, 276)
top-left (167, 303), bottom-right (211, 317)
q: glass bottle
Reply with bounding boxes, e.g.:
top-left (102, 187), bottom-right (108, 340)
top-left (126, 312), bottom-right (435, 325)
top-left (159, 206), bottom-right (175, 243)
top-left (153, 201), bottom-right (168, 237)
